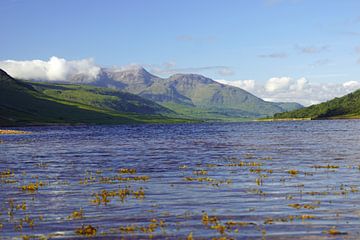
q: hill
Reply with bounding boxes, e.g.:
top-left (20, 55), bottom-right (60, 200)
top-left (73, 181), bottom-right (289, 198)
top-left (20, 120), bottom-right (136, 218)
top-left (72, 67), bottom-right (303, 120)
top-left (0, 69), bottom-right (187, 126)
top-left (273, 89), bottom-right (360, 120)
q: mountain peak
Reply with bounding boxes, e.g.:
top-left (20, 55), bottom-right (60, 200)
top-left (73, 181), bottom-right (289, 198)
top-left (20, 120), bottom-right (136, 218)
top-left (110, 65), bottom-right (149, 75)
top-left (101, 66), bottom-right (159, 91)
top-left (168, 73), bottom-right (215, 84)
top-left (0, 69), bottom-right (17, 84)
top-left (0, 69), bottom-right (11, 78)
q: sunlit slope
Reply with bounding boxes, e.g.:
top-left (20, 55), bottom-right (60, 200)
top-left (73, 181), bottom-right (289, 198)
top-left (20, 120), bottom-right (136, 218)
top-left (273, 89), bottom-right (360, 119)
top-left (0, 69), bottom-right (184, 126)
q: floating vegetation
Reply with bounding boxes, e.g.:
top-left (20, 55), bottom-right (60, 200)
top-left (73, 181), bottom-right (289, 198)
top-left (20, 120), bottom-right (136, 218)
top-left (313, 164), bottom-right (339, 169)
top-left (323, 227), bottom-right (347, 235)
top-left (0, 169), bottom-right (14, 178)
top-left (288, 203), bottom-right (319, 210)
top-left (287, 169), bottom-right (299, 175)
top-left (193, 170), bottom-right (208, 175)
top-left (263, 215), bottom-right (316, 224)
top-left (68, 209), bottom-right (84, 220)
top-left (3, 125), bottom-right (360, 239)
top-left (202, 212), bottom-right (219, 225)
top-left (248, 188), bottom-right (266, 196)
top-left (118, 168), bottom-right (137, 174)
top-left (21, 182), bottom-right (44, 192)
top-left (16, 202), bottom-right (27, 211)
top-left (202, 212), bottom-right (226, 234)
top-left (15, 215), bottom-right (35, 231)
top-left (75, 225), bottom-right (97, 236)
top-left (110, 219), bottom-right (166, 236)
top-left (92, 187), bottom-right (145, 205)
top-left (98, 175), bottom-right (150, 184)
top-left (184, 177), bottom-right (232, 186)
top-left (202, 212), bottom-right (259, 236)
top-left (187, 232), bottom-right (193, 240)
top-left (249, 167), bottom-right (273, 175)
top-left (225, 161), bottom-right (262, 167)
top-left (255, 177), bottom-right (262, 186)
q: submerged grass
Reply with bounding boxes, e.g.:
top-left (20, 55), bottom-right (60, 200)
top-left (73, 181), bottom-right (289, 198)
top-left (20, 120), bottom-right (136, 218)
top-left (1, 134), bottom-right (358, 239)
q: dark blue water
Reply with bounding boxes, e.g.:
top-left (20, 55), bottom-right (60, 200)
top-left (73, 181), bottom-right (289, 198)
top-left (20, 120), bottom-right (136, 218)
top-left (1, 120), bottom-right (360, 239)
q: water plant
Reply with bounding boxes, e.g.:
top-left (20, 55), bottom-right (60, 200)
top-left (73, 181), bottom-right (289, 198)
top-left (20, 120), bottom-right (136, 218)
top-left (75, 225), bottom-right (97, 236)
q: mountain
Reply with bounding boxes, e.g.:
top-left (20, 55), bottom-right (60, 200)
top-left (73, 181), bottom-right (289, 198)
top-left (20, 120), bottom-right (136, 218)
top-left (75, 67), bottom-right (303, 120)
top-left (272, 89), bottom-right (360, 120)
top-left (32, 82), bottom-right (171, 115)
top-left (274, 102), bottom-right (304, 112)
top-left (0, 69), bottom-right (185, 126)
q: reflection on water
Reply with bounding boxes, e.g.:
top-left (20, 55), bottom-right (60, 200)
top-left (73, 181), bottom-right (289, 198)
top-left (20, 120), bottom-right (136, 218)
top-left (1, 120), bottom-right (360, 239)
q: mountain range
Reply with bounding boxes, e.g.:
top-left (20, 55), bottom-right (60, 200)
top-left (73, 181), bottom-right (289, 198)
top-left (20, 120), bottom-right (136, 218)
top-left (69, 67), bottom-right (303, 120)
top-left (0, 66), bottom-right (304, 126)
top-left (0, 69), bottom-right (186, 126)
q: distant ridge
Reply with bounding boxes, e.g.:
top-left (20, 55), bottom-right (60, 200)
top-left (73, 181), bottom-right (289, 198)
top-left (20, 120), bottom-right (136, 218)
top-left (0, 69), bottom-right (184, 126)
top-left (70, 67), bottom-right (303, 120)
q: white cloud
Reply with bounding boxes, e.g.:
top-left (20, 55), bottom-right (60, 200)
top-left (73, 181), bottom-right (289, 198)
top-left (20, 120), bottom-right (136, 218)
top-left (258, 52), bottom-right (288, 59)
top-left (343, 80), bottom-right (360, 90)
top-left (295, 44), bottom-right (329, 54)
top-left (148, 61), bottom-right (234, 77)
top-left (107, 63), bottom-right (144, 72)
top-left (0, 56), bottom-right (100, 82)
top-left (217, 68), bottom-right (234, 76)
top-left (2, 56), bottom-right (359, 107)
top-left (265, 77), bottom-right (291, 92)
top-left (216, 77), bottom-right (360, 106)
top-left (216, 79), bottom-right (256, 92)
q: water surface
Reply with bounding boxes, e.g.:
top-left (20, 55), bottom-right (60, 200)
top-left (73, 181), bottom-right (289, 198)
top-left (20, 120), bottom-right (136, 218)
top-left (1, 121), bottom-right (360, 239)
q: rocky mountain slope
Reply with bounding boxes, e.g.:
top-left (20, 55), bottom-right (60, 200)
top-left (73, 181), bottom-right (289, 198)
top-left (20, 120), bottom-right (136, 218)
top-left (71, 67), bottom-right (302, 119)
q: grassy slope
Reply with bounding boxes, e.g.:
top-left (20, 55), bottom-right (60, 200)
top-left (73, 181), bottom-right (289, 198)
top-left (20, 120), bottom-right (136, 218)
top-left (32, 82), bottom-right (172, 115)
top-left (272, 89), bottom-right (360, 120)
top-left (145, 77), bottom-right (303, 121)
top-left (75, 69), bottom-right (303, 120)
top-left (0, 70), bottom-right (191, 126)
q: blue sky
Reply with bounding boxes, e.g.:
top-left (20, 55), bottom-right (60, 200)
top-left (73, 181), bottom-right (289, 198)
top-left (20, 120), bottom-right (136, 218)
top-left (1, 0), bottom-right (360, 105)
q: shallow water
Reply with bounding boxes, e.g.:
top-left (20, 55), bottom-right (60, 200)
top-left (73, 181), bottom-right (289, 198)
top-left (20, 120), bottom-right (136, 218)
top-left (1, 120), bottom-right (360, 239)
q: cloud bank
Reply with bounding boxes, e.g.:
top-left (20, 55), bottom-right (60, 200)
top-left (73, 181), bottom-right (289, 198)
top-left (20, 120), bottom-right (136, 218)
top-left (295, 44), bottom-right (329, 54)
top-left (258, 52), bottom-right (288, 59)
top-left (216, 77), bottom-right (360, 106)
top-left (0, 56), bottom-right (100, 82)
top-left (1, 56), bottom-right (359, 107)
top-left (148, 61), bottom-right (234, 77)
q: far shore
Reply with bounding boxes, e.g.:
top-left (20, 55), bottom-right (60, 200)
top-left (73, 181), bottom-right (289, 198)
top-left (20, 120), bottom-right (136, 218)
top-left (256, 118), bottom-right (312, 122)
top-left (0, 129), bottom-right (31, 135)
top-left (257, 116), bottom-right (360, 122)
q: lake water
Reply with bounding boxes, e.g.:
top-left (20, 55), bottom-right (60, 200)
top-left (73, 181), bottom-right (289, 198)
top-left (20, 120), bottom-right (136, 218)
top-left (1, 120), bottom-right (360, 239)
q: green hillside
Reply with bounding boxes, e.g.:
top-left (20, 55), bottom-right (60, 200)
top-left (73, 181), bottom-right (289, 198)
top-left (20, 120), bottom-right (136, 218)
top-left (32, 82), bottom-right (172, 115)
top-left (0, 69), bottom-right (188, 126)
top-left (273, 89), bottom-right (360, 120)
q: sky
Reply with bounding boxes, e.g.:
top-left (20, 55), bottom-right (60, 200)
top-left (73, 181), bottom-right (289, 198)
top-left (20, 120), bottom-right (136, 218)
top-left (1, 0), bottom-right (360, 105)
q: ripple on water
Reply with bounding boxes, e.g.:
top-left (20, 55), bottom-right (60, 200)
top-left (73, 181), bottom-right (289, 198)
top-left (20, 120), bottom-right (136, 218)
top-left (1, 120), bottom-right (360, 238)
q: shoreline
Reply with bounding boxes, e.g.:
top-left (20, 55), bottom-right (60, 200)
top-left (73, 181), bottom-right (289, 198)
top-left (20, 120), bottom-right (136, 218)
top-left (256, 118), bottom-right (312, 122)
top-left (0, 129), bottom-right (32, 135)
top-left (257, 117), bottom-right (360, 122)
